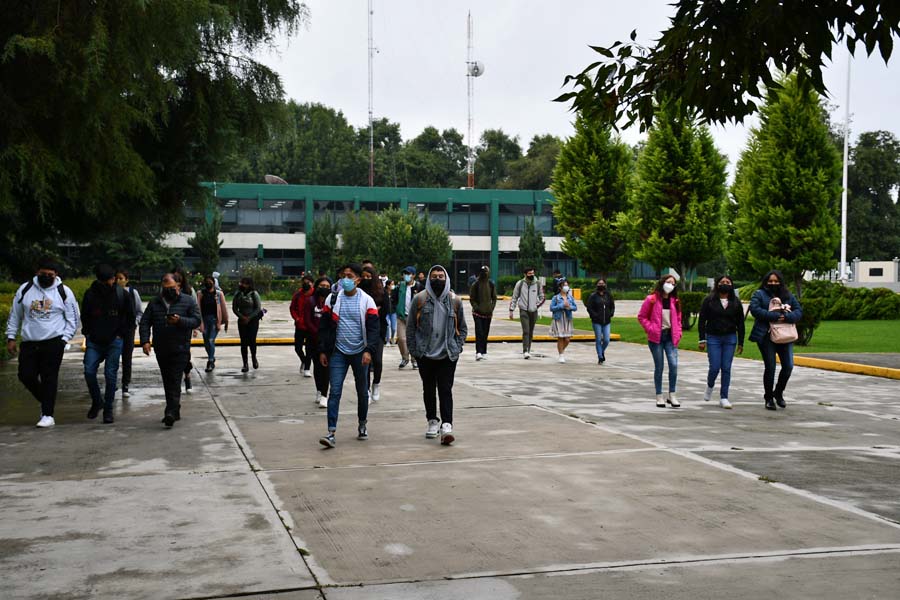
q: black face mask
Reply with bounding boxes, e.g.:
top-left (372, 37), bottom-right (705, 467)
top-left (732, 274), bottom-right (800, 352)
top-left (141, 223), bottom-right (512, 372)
top-left (302, 282), bottom-right (311, 291)
top-left (316, 287), bottom-right (330, 297)
top-left (239, 286), bottom-right (249, 293)
top-left (718, 284), bottom-right (733, 294)
top-left (37, 274), bottom-right (55, 288)
top-left (430, 279), bottom-right (446, 295)
top-left (205, 284), bottom-right (214, 291)
top-left (526, 275), bottom-right (534, 281)
top-left (597, 284), bottom-right (606, 291)
top-left (359, 279), bottom-right (373, 293)
top-left (766, 284), bottom-right (780, 295)
top-left (162, 287), bottom-right (179, 302)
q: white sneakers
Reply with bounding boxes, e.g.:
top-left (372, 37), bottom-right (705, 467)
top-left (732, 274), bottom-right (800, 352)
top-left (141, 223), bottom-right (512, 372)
top-left (703, 386), bottom-right (714, 402)
top-left (656, 394), bottom-right (666, 408)
top-left (317, 395), bottom-right (328, 408)
top-left (558, 354), bottom-right (566, 364)
top-left (303, 369), bottom-right (312, 378)
top-left (666, 393), bottom-right (681, 408)
top-left (523, 352), bottom-right (531, 360)
top-left (372, 384), bottom-right (381, 403)
top-left (440, 422), bottom-right (455, 445)
top-left (719, 398), bottom-right (733, 409)
top-left (425, 419), bottom-right (440, 439)
top-left (36, 415), bottom-right (55, 428)
top-left (475, 353), bottom-right (483, 361)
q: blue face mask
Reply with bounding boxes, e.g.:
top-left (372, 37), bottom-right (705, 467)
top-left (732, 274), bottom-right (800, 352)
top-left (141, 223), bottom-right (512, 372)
top-left (404, 274), bottom-right (412, 283)
top-left (341, 277), bottom-right (357, 292)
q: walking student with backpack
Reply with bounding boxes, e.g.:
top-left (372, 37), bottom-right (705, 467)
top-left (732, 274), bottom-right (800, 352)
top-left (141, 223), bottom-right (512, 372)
top-left (81, 264), bottom-right (135, 424)
top-left (407, 265), bottom-right (468, 445)
top-left (508, 266), bottom-right (545, 359)
top-left (6, 257), bottom-right (80, 428)
top-left (115, 268), bottom-right (143, 397)
top-left (698, 275), bottom-right (745, 409)
top-left (233, 277), bottom-right (263, 373)
top-left (468, 265), bottom-right (497, 361)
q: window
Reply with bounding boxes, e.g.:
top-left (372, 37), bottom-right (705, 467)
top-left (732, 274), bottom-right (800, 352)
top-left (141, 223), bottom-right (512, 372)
top-left (869, 268), bottom-right (884, 277)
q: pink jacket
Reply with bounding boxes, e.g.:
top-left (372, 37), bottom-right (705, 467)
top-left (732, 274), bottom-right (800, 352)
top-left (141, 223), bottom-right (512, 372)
top-left (638, 293), bottom-right (682, 345)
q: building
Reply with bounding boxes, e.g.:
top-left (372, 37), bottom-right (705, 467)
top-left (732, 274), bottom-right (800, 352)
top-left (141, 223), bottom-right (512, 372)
top-left (166, 183), bottom-right (582, 291)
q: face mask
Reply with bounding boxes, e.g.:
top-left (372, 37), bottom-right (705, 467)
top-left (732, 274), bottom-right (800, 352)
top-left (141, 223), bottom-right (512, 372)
top-left (597, 284), bottom-right (606, 291)
top-left (163, 287), bottom-right (179, 302)
top-left (562, 285), bottom-right (570, 293)
top-left (718, 284), bottom-right (733, 294)
top-left (526, 275), bottom-right (534, 281)
top-left (662, 282), bottom-right (675, 294)
top-left (37, 274), bottom-right (55, 288)
top-left (205, 283), bottom-right (214, 291)
top-left (430, 278), bottom-right (446, 295)
top-left (379, 276), bottom-right (388, 284)
top-left (359, 279), bottom-right (373, 292)
top-left (404, 274), bottom-right (412, 283)
top-left (767, 283), bottom-right (780, 295)
top-left (239, 286), bottom-right (248, 293)
top-left (302, 282), bottom-right (311, 290)
top-left (341, 277), bottom-right (356, 292)
top-left (316, 287), bottom-right (330, 297)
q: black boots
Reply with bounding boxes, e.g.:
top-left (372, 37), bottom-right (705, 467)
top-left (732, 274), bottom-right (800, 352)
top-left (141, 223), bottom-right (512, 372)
top-left (764, 394), bottom-right (776, 411)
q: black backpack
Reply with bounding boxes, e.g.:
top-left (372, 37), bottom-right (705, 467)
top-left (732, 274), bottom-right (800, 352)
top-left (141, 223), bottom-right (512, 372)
top-left (18, 280), bottom-right (68, 304)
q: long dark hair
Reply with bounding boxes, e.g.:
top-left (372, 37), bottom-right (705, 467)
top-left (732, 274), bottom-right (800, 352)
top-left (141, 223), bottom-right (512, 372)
top-left (173, 268), bottom-right (193, 295)
top-left (654, 274), bottom-right (679, 301)
top-left (759, 269), bottom-right (790, 303)
top-left (707, 275), bottom-right (738, 303)
top-left (361, 265), bottom-right (385, 305)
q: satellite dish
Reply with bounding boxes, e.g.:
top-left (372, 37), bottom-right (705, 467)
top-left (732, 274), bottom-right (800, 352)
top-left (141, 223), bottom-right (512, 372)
top-left (467, 61), bottom-right (485, 77)
top-left (264, 174), bottom-right (288, 185)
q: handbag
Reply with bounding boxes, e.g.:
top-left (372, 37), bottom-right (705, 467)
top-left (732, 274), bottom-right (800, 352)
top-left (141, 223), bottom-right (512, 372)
top-left (768, 297), bottom-right (798, 344)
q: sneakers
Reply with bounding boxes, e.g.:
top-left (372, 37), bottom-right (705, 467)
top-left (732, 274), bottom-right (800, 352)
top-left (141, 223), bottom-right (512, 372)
top-left (372, 384), bottom-right (381, 402)
top-left (703, 386), bottom-right (714, 402)
top-left (205, 361), bottom-right (213, 373)
top-left (87, 403), bottom-right (102, 420)
top-left (357, 423), bottom-right (368, 440)
top-left (320, 433), bottom-right (336, 448)
top-left (398, 359), bottom-right (409, 369)
top-left (719, 398), bottom-right (733, 409)
top-left (318, 395), bottom-right (328, 408)
top-left (599, 356), bottom-right (605, 364)
top-left (102, 410), bottom-right (114, 424)
top-left (412, 361), bottom-right (418, 370)
top-left (475, 353), bottom-right (483, 361)
top-left (558, 354), bottom-right (566, 364)
top-left (303, 369), bottom-right (312, 378)
top-left (440, 422), bottom-right (455, 446)
top-left (523, 352), bottom-right (531, 360)
top-left (122, 386), bottom-right (131, 398)
top-left (184, 378), bottom-right (193, 394)
top-left (666, 392), bottom-right (681, 408)
top-left (481, 353), bottom-right (487, 360)
top-left (36, 415), bottom-right (55, 428)
top-left (656, 394), bottom-right (666, 408)
top-left (425, 419), bottom-right (440, 439)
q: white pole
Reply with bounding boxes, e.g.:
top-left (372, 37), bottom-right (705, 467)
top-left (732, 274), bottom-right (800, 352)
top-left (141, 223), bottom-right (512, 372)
top-left (839, 54), bottom-right (851, 281)
top-left (368, 0), bottom-right (375, 187)
top-left (466, 11), bottom-right (474, 188)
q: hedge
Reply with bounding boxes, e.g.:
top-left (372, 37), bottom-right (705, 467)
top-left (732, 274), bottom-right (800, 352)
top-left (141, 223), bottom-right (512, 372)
top-left (801, 281), bottom-right (900, 320)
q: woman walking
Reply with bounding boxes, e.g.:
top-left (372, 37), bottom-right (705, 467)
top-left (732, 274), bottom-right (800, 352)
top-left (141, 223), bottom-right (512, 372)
top-left (549, 279), bottom-right (578, 363)
top-left (173, 268), bottom-right (199, 393)
top-left (586, 278), bottom-right (615, 364)
top-left (304, 277), bottom-right (333, 407)
top-left (748, 270), bottom-right (802, 410)
top-left (360, 266), bottom-right (387, 402)
top-left (290, 275), bottom-right (315, 376)
top-left (698, 275), bottom-right (744, 409)
top-left (198, 275), bottom-right (228, 372)
top-left (233, 277), bottom-right (262, 373)
top-left (638, 275), bottom-right (682, 408)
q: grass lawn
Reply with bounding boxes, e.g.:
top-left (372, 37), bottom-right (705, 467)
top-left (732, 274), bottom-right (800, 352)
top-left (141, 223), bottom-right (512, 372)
top-left (537, 317), bottom-right (900, 360)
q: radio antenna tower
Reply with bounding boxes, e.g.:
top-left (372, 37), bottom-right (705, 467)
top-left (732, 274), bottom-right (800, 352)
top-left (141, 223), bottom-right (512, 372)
top-left (466, 11), bottom-right (484, 189)
top-left (368, 0), bottom-right (375, 187)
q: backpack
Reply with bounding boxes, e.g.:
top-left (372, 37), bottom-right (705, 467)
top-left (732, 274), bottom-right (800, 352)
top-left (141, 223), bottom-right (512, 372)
top-left (18, 280), bottom-right (68, 304)
top-left (413, 291), bottom-right (463, 336)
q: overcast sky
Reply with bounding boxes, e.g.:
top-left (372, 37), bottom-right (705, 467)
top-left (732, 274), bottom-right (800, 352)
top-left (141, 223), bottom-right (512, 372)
top-left (257, 0), bottom-right (900, 180)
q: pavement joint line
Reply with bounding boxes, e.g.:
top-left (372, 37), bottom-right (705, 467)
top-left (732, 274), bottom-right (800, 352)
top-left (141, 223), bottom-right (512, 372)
top-left (529, 404), bottom-right (900, 531)
top-left (199, 372), bottom-right (326, 592)
top-left (809, 403), bottom-right (900, 422)
top-left (674, 445), bottom-right (900, 453)
top-left (225, 403), bottom-right (534, 420)
top-left (175, 583), bottom-right (322, 600)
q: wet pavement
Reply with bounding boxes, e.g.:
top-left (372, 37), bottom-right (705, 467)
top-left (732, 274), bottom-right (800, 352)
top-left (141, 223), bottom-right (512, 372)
top-left (2, 316), bottom-right (899, 598)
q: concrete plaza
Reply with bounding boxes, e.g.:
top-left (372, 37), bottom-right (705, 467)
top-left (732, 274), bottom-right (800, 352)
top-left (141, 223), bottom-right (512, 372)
top-left (1, 305), bottom-right (899, 599)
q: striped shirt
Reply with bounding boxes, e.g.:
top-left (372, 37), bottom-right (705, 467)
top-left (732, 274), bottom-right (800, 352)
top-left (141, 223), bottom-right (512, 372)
top-left (335, 292), bottom-right (365, 355)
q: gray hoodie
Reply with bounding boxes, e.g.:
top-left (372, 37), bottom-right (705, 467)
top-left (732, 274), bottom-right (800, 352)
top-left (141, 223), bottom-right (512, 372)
top-left (6, 276), bottom-right (80, 343)
top-left (406, 265), bottom-right (467, 361)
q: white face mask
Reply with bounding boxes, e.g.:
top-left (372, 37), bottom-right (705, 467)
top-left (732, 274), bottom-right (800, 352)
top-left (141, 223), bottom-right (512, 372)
top-left (562, 285), bottom-right (570, 293)
top-left (662, 282), bottom-right (675, 294)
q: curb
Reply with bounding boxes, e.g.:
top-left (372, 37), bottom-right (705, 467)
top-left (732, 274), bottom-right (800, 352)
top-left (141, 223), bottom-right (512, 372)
top-left (793, 355), bottom-right (900, 380)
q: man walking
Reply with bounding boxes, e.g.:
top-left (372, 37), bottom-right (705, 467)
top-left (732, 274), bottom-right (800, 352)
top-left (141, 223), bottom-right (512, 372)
top-left (140, 274), bottom-right (201, 427)
top-left (82, 264), bottom-right (134, 423)
top-left (468, 265), bottom-right (496, 361)
top-left (393, 266), bottom-right (418, 369)
top-left (115, 269), bottom-right (143, 397)
top-left (509, 266), bottom-right (545, 359)
top-left (317, 263), bottom-right (379, 448)
top-left (407, 265), bottom-right (467, 445)
top-left (6, 258), bottom-right (80, 428)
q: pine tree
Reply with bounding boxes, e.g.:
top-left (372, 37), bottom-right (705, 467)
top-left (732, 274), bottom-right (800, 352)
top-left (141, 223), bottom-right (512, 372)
top-left (551, 115), bottom-right (633, 278)
top-left (731, 75), bottom-right (842, 296)
top-left (628, 103), bottom-right (728, 290)
top-left (308, 214), bottom-right (340, 276)
top-left (188, 202), bottom-right (223, 276)
top-left (517, 217), bottom-right (546, 274)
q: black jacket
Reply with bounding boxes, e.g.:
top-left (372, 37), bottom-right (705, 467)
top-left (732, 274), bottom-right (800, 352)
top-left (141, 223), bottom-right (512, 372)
top-left (139, 292), bottom-right (201, 353)
top-left (81, 281), bottom-right (134, 344)
top-left (586, 291), bottom-right (615, 325)
top-left (698, 294), bottom-right (746, 346)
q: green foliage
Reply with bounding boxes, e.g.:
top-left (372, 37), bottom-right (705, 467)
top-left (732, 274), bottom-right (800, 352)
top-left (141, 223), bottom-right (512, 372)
top-left (796, 297), bottom-right (824, 345)
top-left (517, 218), bottom-right (545, 274)
top-left (398, 127), bottom-right (466, 188)
top-left (557, 1), bottom-right (900, 130)
top-left (0, 1), bottom-right (309, 276)
top-left (847, 131), bottom-right (900, 260)
top-left (188, 201), bottom-right (223, 276)
top-left (803, 281), bottom-right (900, 320)
top-left (678, 291), bottom-right (705, 330)
top-left (63, 233), bottom-right (183, 280)
top-left (307, 214), bottom-right (341, 276)
top-left (730, 75), bottom-right (842, 297)
top-left (475, 129), bottom-right (523, 188)
top-left (552, 116), bottom-right (633, 277)
top-left (339, 211), bottom-right (377, 265)
top-left (628, 103), bottom-right (728, 290)
top-left (239, 261), bottom-right (275, 294)
top-left (501, 135), bottom-right (562, 190)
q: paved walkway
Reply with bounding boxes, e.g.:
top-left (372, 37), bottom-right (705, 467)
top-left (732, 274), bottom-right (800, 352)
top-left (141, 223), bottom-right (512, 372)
top-left (2, 318), bottom-right (899, 598)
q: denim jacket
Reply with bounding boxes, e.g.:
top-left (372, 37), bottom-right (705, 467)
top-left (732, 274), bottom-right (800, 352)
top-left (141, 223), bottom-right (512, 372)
top-left (550, 293), bottom-right (578, 320)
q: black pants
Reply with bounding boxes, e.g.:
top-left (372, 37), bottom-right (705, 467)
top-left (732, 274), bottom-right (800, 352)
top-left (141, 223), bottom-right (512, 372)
top-left (473, 315), bottom-right (492, 355)
top-left (238, 318), bottom-right (260, 365)
top-left (294, 328), bottom-right (313, 370)
top-left (121, 327), bottom-right (135, 387)
top-left (368, 338), bottom-right (384, 387)
top-left (18, 337), bottom-right (66, 417)
top-left (417, 356), bottom-right (457, 424)
top-left (156, 350), bottom-right (190, 417)
top-left (313, 349), bottom-right (329, 397)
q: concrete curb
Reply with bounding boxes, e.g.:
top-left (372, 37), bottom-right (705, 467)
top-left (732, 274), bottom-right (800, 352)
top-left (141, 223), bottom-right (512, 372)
top-left (793, 355), bottom-right (900, 381)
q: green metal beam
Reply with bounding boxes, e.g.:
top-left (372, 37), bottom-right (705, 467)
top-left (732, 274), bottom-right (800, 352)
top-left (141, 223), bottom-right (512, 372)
top-left (490, 197), bottom-right (499, 278)
top-left (304, 196), bottom-right (313, 272)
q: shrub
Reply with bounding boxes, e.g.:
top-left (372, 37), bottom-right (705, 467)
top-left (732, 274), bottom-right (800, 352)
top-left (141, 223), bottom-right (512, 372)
top-left (796, 297), bottom-right (824, 345)
top-left (678, 291), bottom-right (705, 330)
top-left (238, 261), bottom-right (276, 294)
top-left (802, 281), bottom-right (900, 320)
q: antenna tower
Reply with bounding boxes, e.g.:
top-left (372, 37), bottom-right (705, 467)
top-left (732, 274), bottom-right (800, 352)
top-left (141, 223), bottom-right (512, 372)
top-left (368, 0), bottom-right (375, 187)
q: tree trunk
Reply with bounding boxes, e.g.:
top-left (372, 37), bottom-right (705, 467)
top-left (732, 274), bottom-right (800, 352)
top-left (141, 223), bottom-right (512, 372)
top-left (794, 275), bottom-right (803, 299)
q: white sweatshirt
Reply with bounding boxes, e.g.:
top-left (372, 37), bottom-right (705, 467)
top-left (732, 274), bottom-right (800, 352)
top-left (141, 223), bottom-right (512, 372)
top-left (6, 276), bottom-right (80, 343)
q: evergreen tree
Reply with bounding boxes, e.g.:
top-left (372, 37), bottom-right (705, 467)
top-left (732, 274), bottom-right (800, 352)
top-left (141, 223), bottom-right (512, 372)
top-left (517, 217), bottom-right (546, 274)
top-left (628, 103), bottom-right (728, 290)
top-left (307, 214), bottom-right (340, 276)
top-left (188, 202), bottom-right (224, 276)
top-left (475, 129), bottom-right (523, 188)
top-left (502, 135), bottom-right (562, 190)
top-left (847, 131), bottom-right (900, 261)
top-left (552, 115), bottom-right (633, 278)
top-left (731, 75), bottom-right (842, 296)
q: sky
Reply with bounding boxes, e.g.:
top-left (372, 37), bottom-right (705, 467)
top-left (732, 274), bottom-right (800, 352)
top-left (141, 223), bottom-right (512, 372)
top-left (256, 0), bottom-right (900, 180)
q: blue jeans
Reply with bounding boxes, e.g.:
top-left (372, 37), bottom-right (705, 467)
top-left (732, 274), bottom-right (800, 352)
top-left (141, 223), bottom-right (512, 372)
top-left (386, 313), bottom-right (397, 341)
top-left (202, 315), bottom-right (219, 362)
top-left (756, 337), bottom-right (794, 397)
top-left (84, 338), bottom-right (124, 410)
top-left (592, 322), bottom-right (611, 360)
top-left (327, 351), bottom-right (370, 432)
top-left (648, 330), bottom-right (678, 395)
top-left (706, 333), bottom-right (737, 398)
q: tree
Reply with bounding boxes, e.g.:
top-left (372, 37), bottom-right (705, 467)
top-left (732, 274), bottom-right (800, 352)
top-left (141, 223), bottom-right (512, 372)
top-left (517, 217), bottom-right (546, 274)
top-left (0, 1), bottom-right (308, 275)
top-left (551, 115), bottom-right (633, 278)
top-left (69, 233), bottom-right (184, 280)
top-left (847, 131), bottom-right (900, 260)
top-left (731, 75), bottom-right (842, 296)
top-left (628, 103), bottom-right (728, 290)
top-left (358, 117), bottom-right (404, 187)
top-left (399, 127), bottom-right (467, 188)
top-left (556, 1), bottom-right (899, 130)
top-left (339, 210), bottom-right (377, 264)
top-left (502, 135), bottom-right (562, 190)
top-left (475, 129), bottom-right (523, 188)
top-left (307, 214), bottom-right (340, 276)
top-left (188, 202), bottom-right (224, 276)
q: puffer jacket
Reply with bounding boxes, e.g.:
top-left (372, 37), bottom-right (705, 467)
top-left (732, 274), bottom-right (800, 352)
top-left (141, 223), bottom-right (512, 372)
top-left (139, 292), bottom-right (201, 353)
top-left (637, 293), bottom-right (683, 346)
top-left (748, 289), bottom-right (802, 343)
